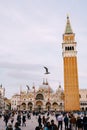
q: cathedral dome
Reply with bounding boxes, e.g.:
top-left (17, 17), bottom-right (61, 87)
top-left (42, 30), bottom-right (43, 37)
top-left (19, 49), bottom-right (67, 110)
top-left (38, 79), bottom-right (53, 93)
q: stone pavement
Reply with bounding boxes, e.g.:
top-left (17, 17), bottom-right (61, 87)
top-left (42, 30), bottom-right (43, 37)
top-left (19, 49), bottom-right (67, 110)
top-left (0, 113), bottom-right (58, 130)
top-left (0, 115), bottom-right (36, 130)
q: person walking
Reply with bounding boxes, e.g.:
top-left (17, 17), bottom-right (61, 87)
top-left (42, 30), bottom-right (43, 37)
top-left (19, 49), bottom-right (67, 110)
top-left (56, 113), bottom-right (63, 130)
top-left (22, 113), bottom-right (26, 126)
top-left (64, 114), bottom-right (69, 130)
top-left (10, 115), bottom-right (14, 125)
top-left (38, 115), bottom-right (42, 127)
top-left (6, 123), bottom-right (13, 130)
top-left (50, 119), bottom-right (58, 130)
top-left (42, 116), bottom-right (46, 127)
top-left (76, 116), bottom-right (83, 130)
top-left (44, 121), bottom-right (51, 130)
top-left (70, 114), bottom-right (76, 130)
top-left (17, 113), bottom-right (21, 126)
top-left (83, 113), bottom-right (87, 130)
top-left (4, 113), bottom-right (9, 126)
top-left (14, 122), bottom-right (21, 130)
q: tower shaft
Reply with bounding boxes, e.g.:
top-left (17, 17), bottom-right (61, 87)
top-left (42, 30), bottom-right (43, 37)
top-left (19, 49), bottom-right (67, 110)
top-left (62, 16), bottom-right (80, 111)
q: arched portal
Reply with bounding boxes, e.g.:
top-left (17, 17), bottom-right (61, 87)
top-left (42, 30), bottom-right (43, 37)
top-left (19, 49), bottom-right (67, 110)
top-left (28, 102), bottom-right (33, 111)
top-left (21, 103), bottom-right (26, 110)
top-left (52, 102), bottom-right (58, 110)
top-left (36, 101), bottom-right (43, 112)
top-left (46, 102), bottom-right (51, 111)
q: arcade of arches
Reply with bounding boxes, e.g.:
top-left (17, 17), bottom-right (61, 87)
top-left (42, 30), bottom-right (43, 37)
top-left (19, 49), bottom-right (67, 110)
top-left (15, 83), bottom-right (64, 111)
top-left (19, 92), bottom-right (62, 111)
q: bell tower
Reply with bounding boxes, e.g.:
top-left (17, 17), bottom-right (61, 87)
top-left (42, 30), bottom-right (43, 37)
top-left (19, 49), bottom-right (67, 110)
top-left (62, 16), bottom-right (80, 111)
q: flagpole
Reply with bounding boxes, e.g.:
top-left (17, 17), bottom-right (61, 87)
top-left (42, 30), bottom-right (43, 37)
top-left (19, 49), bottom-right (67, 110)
top-left (19, 85), bottom-right (22, 110)
top-left (32, 83), bottom-right (35, 111)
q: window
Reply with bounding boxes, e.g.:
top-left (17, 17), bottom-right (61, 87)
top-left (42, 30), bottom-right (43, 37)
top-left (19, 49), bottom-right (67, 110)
top-left (65, 47), bottom-right (67, 50)
top-left (36, 94), bottom-right (44, 100)
top-left (72, 46), bottom-right (74, 50)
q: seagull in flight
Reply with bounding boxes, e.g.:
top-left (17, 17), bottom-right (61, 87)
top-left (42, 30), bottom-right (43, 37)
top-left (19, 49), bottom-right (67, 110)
top-left (44, 66), bottom-right (50, 74)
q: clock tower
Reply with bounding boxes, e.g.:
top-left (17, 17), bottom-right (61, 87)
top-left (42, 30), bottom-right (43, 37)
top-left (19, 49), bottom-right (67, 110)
top-left (62, 16), bottom-right (80, 111)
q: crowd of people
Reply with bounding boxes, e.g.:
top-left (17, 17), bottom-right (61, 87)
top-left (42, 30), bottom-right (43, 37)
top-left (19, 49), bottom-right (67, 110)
top-left (1, 110), bottom-right (31, 130)
top-left (0, 110), bottom-right (87, 130)
top-left (36, 112), bottom-right (87, 130)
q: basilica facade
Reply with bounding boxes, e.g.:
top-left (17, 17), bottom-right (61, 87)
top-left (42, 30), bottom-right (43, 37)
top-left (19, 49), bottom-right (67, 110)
top-left (11, 79), bottom-right (64, 112)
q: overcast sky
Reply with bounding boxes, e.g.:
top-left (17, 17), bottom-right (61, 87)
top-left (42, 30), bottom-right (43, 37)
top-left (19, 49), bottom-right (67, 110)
top-left (0, 0), bottom-right (87, 98)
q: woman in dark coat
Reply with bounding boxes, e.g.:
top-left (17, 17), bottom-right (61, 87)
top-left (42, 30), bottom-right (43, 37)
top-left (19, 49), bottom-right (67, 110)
top-left (38, 115), bottom-right (42, 127)
top-left (76, 116), bottom-right (83, 130)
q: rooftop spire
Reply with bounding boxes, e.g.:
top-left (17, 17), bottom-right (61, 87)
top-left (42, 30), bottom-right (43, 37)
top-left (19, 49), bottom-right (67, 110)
top-left (43, 78), bottom-right (45, 85)
top-left (65, 15), bottom-right (73, 34)
top-left (46, 78), bottom-right (48, 85)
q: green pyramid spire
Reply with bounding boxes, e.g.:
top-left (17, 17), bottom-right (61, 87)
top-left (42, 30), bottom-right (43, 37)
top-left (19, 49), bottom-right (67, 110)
top-left (65, 15), bottom-right (73, 34)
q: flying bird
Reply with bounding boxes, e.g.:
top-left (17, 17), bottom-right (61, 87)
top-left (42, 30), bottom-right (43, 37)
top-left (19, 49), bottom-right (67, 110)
top-left (44, 66), bottom-right (50, 74)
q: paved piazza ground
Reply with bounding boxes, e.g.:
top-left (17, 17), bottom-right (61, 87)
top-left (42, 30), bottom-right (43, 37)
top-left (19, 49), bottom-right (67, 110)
top-left (0, 113), bottom-right (59, 130)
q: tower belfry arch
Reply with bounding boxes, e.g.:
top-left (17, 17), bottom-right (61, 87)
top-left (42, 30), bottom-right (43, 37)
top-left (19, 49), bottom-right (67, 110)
top-left (62, 16), bottom-right (80, 111)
